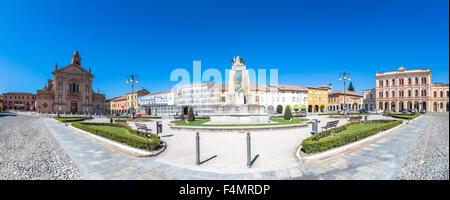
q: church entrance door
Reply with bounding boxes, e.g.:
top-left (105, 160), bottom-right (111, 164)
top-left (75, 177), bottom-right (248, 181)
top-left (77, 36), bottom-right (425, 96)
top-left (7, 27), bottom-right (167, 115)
top-left (71, 100), bottom-right (77, 114)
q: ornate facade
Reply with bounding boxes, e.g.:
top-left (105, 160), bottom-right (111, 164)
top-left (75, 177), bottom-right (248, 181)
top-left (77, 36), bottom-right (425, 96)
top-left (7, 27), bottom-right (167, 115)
top-left (35, 50), bottom-right (105, 114)
top-left (375, 66), bottom-right (449, 112)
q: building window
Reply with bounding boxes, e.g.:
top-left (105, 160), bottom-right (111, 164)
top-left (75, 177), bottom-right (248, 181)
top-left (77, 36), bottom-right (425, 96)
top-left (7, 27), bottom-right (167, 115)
top-left (70, 83), bottom-right (79, 92)
top-left (415, 90), bottom-right (418, 96)
top-left (385, 91), bottom-right (388, 98)
top-left (408, 90), bottom-right (411, 97)
top-left (392, 91), bottom-right (395, 97)
top-left (434, 91), bottom-right (437, 97)
top-left (392, 79), bottom-right (395, 86)
top-left (408, 78), bottom-right (411, 85)
top-left (415, 78), bottom-right (418, 84)
top-left (440, 91), bottom-right (444, 97)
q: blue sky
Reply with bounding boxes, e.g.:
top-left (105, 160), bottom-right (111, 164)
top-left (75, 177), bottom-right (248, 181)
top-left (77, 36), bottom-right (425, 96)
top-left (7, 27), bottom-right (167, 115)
top-left (0, 0), bottom-right (448, 98)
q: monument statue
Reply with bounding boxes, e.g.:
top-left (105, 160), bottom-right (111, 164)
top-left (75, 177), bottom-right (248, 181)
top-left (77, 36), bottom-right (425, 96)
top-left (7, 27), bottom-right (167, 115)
top-left (208, 56), bottom-right (268, 124)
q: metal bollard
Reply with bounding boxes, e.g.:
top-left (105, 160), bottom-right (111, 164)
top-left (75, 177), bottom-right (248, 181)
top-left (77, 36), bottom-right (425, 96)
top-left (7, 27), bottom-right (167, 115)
top-left (311, 119), bottom-right (318, 134)
top-left (196, 132), bottom-right (200, 165)
top-left (247, 132), bottom-right (251, 167)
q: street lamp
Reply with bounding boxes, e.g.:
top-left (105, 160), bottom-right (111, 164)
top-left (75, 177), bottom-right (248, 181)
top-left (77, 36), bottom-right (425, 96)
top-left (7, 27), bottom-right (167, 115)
top-left (339, 72), bottom-right (351, 116)
top-left (126, 74), bottom-right (139, 119)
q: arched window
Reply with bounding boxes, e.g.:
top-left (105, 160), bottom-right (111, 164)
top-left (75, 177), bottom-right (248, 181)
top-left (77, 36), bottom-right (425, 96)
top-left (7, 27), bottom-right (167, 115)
top-left (392, 91), bottom-right (395, 97)
top-left (408, 90), bottom-right (411, 97)
top-left (415, 78), bottom-right (418, 84)
top-left (434, 91), bottom-right (437, 97)
top-left (440, 91), bottom-right (443, 97)
top-left (415, 90), bottom-right (418, 96)
top-left (408, 78), bottom-right (411, 85)
top-left (385, 91), bottom-right (389, 98)
top-left (392, 79), bottom-right (395, 86)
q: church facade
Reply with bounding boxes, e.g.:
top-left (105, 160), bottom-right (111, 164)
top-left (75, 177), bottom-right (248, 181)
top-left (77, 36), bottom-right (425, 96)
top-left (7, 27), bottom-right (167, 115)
top-left (35, 50), bottom-right (105, 114)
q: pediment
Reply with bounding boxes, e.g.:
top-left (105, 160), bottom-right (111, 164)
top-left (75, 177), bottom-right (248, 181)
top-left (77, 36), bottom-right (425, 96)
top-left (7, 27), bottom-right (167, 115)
top-left (54, 64), bottom-right (93, 77)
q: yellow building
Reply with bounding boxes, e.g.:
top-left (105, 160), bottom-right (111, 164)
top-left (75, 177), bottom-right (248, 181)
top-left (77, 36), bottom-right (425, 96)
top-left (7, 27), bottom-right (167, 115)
top-left (126, 88), bottom-right (150, 112)
top-left (307, 85), bottom-right (332, 112)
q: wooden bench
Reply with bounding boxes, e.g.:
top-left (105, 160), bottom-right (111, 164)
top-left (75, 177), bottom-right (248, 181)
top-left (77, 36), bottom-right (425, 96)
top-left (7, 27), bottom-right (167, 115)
top-left (114, 119), bottom-right (127, 124)
top-left (135, 123), bottom-right (152, 133)
top-left (321, 120), bottom-right (339, 131)
top-left (347, 116), bottom-right (363, 123)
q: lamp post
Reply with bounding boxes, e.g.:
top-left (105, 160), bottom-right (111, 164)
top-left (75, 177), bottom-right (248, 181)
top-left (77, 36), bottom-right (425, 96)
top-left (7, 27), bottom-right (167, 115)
top-left (126, 74), bottom-right (139, 119)
top-left (339, 72), bottom-right (350, 116)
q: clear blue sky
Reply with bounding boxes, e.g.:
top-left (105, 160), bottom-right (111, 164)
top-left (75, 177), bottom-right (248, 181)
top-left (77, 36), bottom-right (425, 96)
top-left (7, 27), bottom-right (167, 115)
top-left (0, 0), bottom-right (448, 98)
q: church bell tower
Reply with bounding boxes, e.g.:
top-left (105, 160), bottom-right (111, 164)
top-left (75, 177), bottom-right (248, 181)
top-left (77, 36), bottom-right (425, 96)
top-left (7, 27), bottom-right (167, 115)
top-left (71, 50), bottom-right (81, 65)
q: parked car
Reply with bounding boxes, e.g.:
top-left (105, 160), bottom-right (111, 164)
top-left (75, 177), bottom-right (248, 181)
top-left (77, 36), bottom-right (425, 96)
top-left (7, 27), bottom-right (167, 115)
top-left (359, 109), bottom-right (368, 113)
top-left (420, 109), bottom-right (426, 114)
top-left (115, 113), bottom-right (121, 116)
top-left (411, 109), bottom-right (418, 114)
top-left (401, 109), bottom-right (408, 114)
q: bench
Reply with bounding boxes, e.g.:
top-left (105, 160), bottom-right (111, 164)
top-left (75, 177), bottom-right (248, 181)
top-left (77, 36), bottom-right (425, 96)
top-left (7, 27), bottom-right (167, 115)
top-left (114, 119), bottom-right (127, 125)
top-left (321, 120), bottom-right (339, 131)
top-left (347, 116), bottom-right (363, 123)
top-left (135, 123), bottom-right (152, 133)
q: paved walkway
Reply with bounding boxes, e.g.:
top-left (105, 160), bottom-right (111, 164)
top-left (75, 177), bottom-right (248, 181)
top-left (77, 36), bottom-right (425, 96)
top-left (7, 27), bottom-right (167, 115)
top-left (39, 113), bottom-right (437, 179)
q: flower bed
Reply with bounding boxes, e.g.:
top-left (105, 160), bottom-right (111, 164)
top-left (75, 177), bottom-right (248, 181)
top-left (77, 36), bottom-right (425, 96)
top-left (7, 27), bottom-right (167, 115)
top-left (301, 120), bottom-right (402, 154)
top-left (71, 122), bottom-right (161, 151)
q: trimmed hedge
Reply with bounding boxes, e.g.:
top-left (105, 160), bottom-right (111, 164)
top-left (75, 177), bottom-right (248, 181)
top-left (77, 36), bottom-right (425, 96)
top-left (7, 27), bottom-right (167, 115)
top-left (301, 120), bottom-right (402, 154)
top-left (53, 116), bottom-right (92, 122)
top-left (72, 122), bottom-right (161, 151)
top-left (391, 114), bottom-right (420, 119)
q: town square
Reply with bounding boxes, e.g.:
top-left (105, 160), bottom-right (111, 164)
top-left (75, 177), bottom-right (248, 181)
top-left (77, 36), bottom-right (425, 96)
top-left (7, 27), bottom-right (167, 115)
top-left (0, 0), bottom-right (448, 182)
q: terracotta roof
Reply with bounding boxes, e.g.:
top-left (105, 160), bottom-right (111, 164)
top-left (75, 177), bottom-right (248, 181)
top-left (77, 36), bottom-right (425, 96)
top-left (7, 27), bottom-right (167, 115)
top-left (111, 95), bottom-right (127, 101)
top-left (145, 90), bottom-right (174, 96)
top-left (328, 90), bottom-right (363, 97)
top-left (126, 88), bottom-right (150, 95)
top-left (276, 84), bottom-right (307, 92)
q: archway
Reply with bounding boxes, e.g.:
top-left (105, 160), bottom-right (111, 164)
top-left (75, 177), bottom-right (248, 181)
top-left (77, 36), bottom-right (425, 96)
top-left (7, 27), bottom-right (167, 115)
top-left (314, 105), bottom-right (319, 112)
top-left (422, 101), bottom-right (427, 111)
top-left (391, 102), bottom-right (396, 112)
top-left (379, 102), bottom-right (383, 110)
top-left (407, 101), bottom-right (412, 110)
top-left (268, 105), bottom-right (274, 113)
top-left (399, 102), bottom-right (404, 112)
top-left (320, 105), bottom-right (325, 112)
top-left (433, 102), bottom-right (437, 112)
top-left (384, 102), bottom-right (389, 111)
top-left (182, 106), bottom-right (189, 115)
top-left (308, 105), bottom-right (312, 112)
top-left (447, 102), bottom-right (449, 112)
top-left (276, 105), bottom-right (283, 114)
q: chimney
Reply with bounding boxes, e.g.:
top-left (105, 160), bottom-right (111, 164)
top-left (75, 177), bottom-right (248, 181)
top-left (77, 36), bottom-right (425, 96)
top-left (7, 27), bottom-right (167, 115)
top-left (329, 83), bottom-right (333, 91)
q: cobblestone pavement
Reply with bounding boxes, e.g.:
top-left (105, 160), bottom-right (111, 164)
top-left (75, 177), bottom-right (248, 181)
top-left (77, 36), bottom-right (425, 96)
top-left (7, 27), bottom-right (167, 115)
top-left (1, 112), bottom-right (447, 180)
top-left (396, 113), bottom-right (449, 180)
top-left (0, 113), bottom-right (82, 180)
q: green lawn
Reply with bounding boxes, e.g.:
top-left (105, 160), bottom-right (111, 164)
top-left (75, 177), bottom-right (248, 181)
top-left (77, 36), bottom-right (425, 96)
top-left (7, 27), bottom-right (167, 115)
top-left (87, 125), bottom-right (130, 135)
top-left (171, 117), bottom-right (308, 126)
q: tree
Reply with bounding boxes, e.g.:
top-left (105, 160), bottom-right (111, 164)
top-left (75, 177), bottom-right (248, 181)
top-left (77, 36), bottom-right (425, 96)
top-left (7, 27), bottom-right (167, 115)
top-left (187, 107), bottom-right (195, 122)
top-left (284, 105), bottom-right (293, 120)
top-left (348, 82), bottom-right (355, 92)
